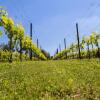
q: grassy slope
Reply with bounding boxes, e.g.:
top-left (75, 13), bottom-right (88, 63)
top-left (0, 59), bottom-right (100, 100)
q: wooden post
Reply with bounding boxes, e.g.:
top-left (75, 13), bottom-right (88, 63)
top-left (64, 38), bottom-right (66, 49)
top-left (56, 48), bottom-right (58, 54)
top-left (9, 36), bottom-right (13, 63)
top-left (20, 39), bottom-right (22, 61)
top-left (30, 23), bottom-right (32, 60)
top-left (37, 38), bottom-right (39, 48)
top-left (76, 23), bottom-right (81, 59)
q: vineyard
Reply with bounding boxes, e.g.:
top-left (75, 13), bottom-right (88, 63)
top-left (0, 4), bottom-right (100, 100)
top-left (0, 8), bottom-right (100, 62)
top-left (0, 8), bottom-right (47, 62)
top-left (53, 32), bottom-right (100, 60)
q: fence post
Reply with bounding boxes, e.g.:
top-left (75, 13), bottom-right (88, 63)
top-left (30, 23), bottom-right (32, 60)
top-left (76, 23), bottom-right (81, 59)
top-left (37, 38), bottom-right (39, 48)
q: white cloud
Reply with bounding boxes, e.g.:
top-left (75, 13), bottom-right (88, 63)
top-left (75, 15), bottom-right (100, 37)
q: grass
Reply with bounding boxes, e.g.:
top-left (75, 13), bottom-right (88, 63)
top-left (0, 59), bottom-right (100, 100)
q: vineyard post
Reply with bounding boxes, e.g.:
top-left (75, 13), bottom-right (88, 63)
top-left (37, 38), bottom-right (39, 48)
top-left (20, 39), bottom-right (22, 61)
top-left (64, 38), bottom-right (67, 59)
top-left (30, 23), bottom-right (32, 60)
top-left (76, 23), bottom-right (81, 59)
top-left (96, 38), bottom-right (100, 59)
top-left (87, 44), bottom-right (90, 59)
top-left (56, 48), bottom-right (58, 54)
top-left (9, 36), bottom-right (13, 63)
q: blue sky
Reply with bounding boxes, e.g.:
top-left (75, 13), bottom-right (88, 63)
top-left (0, 0), bottom-right (100, 55)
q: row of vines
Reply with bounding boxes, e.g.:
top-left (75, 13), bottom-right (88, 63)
top-left (53, 32), bottom-right (100, 60)
top-left (1, 7), bottom-right (100, 62)
top-left (0, 7), bottom-right (47, 62)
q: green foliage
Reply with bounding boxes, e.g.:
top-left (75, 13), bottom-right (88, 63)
top-left (0, 7), bottom-right (8, 17)
top-left (15, 24), bottom-right (24, 39)
top-left (53, 32), bottom-right (100, 60)
top-left (0, 13), bottom-right (47, 61)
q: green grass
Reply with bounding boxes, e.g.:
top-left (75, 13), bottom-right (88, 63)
top-left (0, 59), bottom-right (100, 100)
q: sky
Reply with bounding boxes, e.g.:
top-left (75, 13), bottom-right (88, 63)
top-left (0, 0), bottom-right (100, 55)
